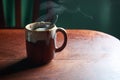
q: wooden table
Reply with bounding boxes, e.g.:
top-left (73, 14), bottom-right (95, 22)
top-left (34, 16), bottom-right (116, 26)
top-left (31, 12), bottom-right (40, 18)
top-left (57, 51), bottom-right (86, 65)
top-left (0, 29), bottom-right (120, 80)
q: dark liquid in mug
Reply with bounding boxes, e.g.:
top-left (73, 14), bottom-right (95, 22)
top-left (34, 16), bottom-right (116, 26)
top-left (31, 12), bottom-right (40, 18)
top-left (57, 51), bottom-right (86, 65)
top-left (26, 38), bottom-right (55, 65)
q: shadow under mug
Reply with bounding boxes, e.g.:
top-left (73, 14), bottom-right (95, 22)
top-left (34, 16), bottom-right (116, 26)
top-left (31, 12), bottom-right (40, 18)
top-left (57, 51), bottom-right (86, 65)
top-left (25, 22), bottom-right (67, 66)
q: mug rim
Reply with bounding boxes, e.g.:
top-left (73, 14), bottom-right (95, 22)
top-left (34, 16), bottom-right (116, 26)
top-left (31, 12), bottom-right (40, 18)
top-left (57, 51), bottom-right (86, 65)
top-left (25, 22), bottom-right (56, 32)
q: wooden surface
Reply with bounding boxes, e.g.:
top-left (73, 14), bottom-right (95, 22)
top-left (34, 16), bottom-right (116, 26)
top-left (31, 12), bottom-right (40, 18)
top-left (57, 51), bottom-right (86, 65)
top-left (15, 0), bottom-right (21, 27)
top-left (0, 29), bottom-right (120, 80)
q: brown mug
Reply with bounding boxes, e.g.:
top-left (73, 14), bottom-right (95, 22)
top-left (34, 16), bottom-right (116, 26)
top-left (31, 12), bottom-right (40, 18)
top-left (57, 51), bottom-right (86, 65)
top-left (25, 22), bottom-right (67, 65)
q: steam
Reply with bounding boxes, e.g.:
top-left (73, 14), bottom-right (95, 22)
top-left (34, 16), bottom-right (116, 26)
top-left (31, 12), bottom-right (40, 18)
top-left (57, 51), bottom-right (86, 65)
top-left (36, 1), bottom-right (93, 22)
top-left (76, 7), bottom-right (93, 20)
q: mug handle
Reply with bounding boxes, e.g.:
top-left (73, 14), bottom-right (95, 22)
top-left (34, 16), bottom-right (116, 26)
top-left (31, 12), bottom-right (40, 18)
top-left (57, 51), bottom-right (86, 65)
top-left (55, 27), bottom-right (67, 52)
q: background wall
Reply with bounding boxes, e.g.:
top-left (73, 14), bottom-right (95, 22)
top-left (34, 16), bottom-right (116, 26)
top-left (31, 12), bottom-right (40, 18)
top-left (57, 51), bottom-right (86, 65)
top-left (2, 0), bottom-right (120, 39)
top-left (55, 0), bottom-right (120, 39)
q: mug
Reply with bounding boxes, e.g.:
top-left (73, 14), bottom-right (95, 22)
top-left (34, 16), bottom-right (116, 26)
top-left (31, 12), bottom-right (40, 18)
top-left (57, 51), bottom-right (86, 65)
top-left (25, 22), bottom-right (67, 65)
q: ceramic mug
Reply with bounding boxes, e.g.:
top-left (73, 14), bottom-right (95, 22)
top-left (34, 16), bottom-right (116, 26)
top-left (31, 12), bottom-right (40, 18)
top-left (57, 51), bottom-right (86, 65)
top-left (25, 22), bottom-right (67, 65)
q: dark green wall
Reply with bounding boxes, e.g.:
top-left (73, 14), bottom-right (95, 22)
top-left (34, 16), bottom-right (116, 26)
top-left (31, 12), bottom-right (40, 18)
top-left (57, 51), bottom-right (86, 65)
top-left (56, 0), bottom-right (120, 39)
top-left (2, 0), bottom-right (120, 39)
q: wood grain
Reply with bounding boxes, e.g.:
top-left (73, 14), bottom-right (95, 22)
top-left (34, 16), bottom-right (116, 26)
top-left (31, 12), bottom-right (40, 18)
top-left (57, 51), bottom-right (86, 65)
top-left (0, 29), bottom-right (120, 80)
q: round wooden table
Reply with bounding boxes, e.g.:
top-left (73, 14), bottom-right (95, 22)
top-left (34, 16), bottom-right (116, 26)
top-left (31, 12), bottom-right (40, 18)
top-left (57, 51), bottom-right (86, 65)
top-left (0, 29), bottom-right (120, 80)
